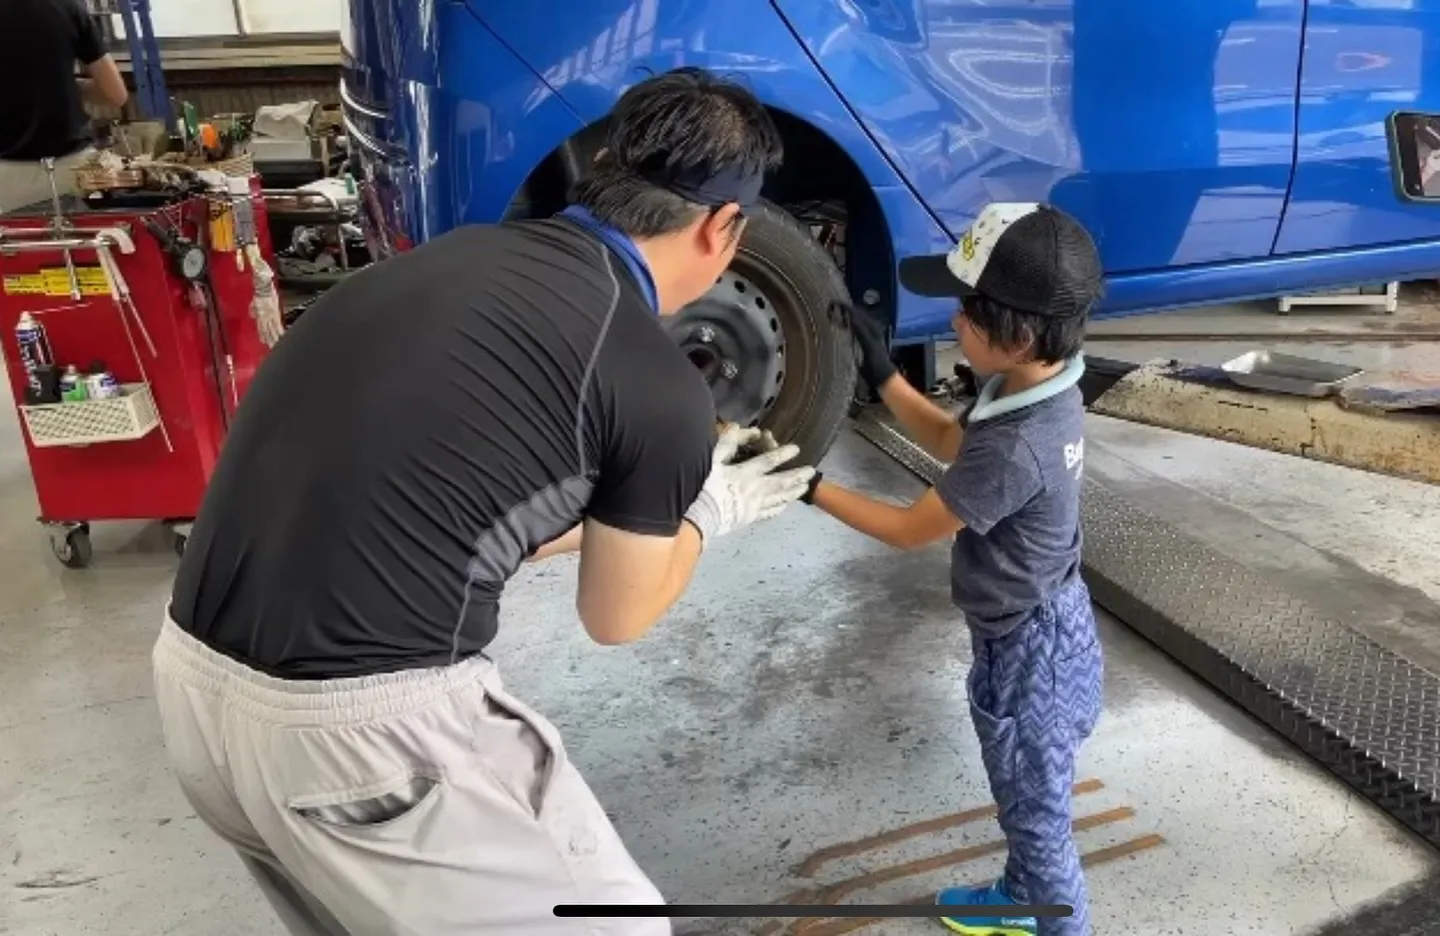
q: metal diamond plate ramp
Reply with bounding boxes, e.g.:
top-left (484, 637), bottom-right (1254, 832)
top-left (852, 413), bottom-right (1440, 849)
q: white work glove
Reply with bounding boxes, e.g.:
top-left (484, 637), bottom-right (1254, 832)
top-left (716, 421), bottom-right (779, 461)
top-left (247, 247), bottom-right (286, 348)
top-left (253, 300), bottom-right (284, 348)
top-left (684, 424), bottom-right (815, 547)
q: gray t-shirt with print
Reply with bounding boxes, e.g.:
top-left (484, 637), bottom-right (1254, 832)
top-left (935, 384), bottom-right (1086, 639)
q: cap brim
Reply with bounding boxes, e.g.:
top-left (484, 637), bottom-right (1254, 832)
top-left (898, 255), bottom-right (977, 299)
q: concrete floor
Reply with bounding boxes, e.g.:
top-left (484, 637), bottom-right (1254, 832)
top-left (2, 344), bottom-right (1439, 934)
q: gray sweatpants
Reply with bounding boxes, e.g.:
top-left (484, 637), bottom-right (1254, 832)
top-left (151, 616), bottom-right (670, 935)
top-left (0, 149), bottom-right (93, 214)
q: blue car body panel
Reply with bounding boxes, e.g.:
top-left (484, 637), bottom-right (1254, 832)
top-left (343, 1), bottom-right (586, 246)
top-left (1275, 1), bottom-right (1440, 255)
top-left (459, 0), bottom-right (964, 339)
top-left (771, 0), bottom-right (1304, 273)
top-left (340, 0), bottom-right (1440, 343)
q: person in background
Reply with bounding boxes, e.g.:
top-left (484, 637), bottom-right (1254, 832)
top-left (801, 202), bottom-right (1106, 936)
top-left (0, 0), bottom-right (128, 213)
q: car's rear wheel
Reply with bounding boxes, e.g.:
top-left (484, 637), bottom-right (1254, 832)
top-left (664, 199), bottom-right (857, 467)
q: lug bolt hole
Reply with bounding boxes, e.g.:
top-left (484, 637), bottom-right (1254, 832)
top-left (687, 347), bottom-right (722, 382)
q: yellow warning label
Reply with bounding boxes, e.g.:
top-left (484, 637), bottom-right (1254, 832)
top-left (960, 232), bottom-right (976, 261)
top-left (2, 266), bottom-right (110, 297)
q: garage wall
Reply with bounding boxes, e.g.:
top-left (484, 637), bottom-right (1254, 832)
top-left (238, 0), bottom-right (341, 35)
top-left (97, 0), bottom-right (344, 122)
top-left (144, 0), bottom-right (236, 37)
top-left (109, 0), bottom-right (342, 38)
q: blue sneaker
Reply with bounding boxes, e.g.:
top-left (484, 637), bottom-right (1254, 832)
top-left (935, 879), bottom-right (1037, 935)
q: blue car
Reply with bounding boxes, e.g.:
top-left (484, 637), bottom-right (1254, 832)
top-left (337, 0), bottom-right (1440, 462)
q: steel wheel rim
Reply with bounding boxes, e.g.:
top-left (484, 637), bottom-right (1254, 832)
top-left (666, 267), bottom-right (787, 427)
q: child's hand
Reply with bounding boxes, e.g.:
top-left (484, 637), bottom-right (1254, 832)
top-left (834, 301), bottom-right (897, 393)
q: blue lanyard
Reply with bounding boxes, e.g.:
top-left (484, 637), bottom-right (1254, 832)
top-left (558, 206), bottom-right (659, 314)
top-left (968, 354), bottom-right (1087, 424)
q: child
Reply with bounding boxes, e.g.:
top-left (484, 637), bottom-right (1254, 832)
top-left (802, 203), bottom-right (1105, 936)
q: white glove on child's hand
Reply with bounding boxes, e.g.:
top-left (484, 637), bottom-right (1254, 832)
top-left (685, 424), bottom-right (815, 546)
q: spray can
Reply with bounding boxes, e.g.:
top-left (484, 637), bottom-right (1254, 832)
top-left (15, 312), bottom-right (54, 399)
top-left (59, 365), bottom-right (87, 402)
top-left (84, 366), bottom-right (118, 400)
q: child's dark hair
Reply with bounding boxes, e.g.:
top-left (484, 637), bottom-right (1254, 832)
top-left (964, 293), bottom-right (1090, 364)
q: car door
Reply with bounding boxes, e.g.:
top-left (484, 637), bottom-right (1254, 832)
top-left (1273, 0), bottom-right (1440, 255)
top-left (770, 0), bottom-right (1307, 275)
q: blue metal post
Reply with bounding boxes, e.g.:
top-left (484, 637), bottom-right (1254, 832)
top-left (116, 0), bottom-right (170, 122)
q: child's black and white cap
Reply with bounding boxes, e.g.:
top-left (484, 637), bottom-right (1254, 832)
top-left (898, 202), bottom-right (1103, 319)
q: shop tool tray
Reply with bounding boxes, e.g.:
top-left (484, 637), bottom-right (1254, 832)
top-left (1220, 350), bottom-right (1363, 398)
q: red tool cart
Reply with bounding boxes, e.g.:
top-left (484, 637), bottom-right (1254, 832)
top-left (0, 176), bottom-right (279, 568)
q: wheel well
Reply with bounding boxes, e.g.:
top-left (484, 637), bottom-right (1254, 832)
top-left (503, 107), bottom-right (897, 327)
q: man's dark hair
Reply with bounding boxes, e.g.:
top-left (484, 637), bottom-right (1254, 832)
top-left (964, 294), bottom-right (1090, 365)
top-left (568, 67), bottom-right (783, 238)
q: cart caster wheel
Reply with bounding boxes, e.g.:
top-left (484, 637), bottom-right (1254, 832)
top-left (173, 532), bottom-right (188, 557)
top-left (52, 527), bottom-right (93, 569)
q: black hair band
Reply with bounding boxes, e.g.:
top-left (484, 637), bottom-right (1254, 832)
top-left (639, 162), bottom-right (764, 211)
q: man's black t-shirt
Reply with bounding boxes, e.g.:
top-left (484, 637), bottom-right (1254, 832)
top-left (0, 0), bottom-right (105, 161)
top-left (169, 218), bottom-right (717, 678)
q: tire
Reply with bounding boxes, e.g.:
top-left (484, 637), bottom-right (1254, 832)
top-left (674, 199), bottom-right (857, 468)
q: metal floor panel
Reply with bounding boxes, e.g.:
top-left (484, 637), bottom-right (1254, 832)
top-left (851, 413), bottom-right (1440, 851)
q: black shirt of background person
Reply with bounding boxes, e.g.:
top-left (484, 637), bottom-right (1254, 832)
top-left (0, 0), bottom-right (106, 160)
top-left (168, 216), bottom-right (718, 679)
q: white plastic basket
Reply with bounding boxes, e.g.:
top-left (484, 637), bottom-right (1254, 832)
top-left (19, 383), bottom-right (160, 448)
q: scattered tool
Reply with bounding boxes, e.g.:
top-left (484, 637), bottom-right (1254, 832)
top-left (1337, 384), bottom-right (1440, 415)
top-left (142, 215), bottom-right (239, 423)
top-left (207, 197), bottom-right (237, 254)
top-left (39, 158), bottom-right (80, 300)
top-left (93, 226), bottom-right (158, 358)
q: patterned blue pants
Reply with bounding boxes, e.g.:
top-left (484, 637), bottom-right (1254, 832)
top-left (967, 577), bottom-right (1104, 936)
